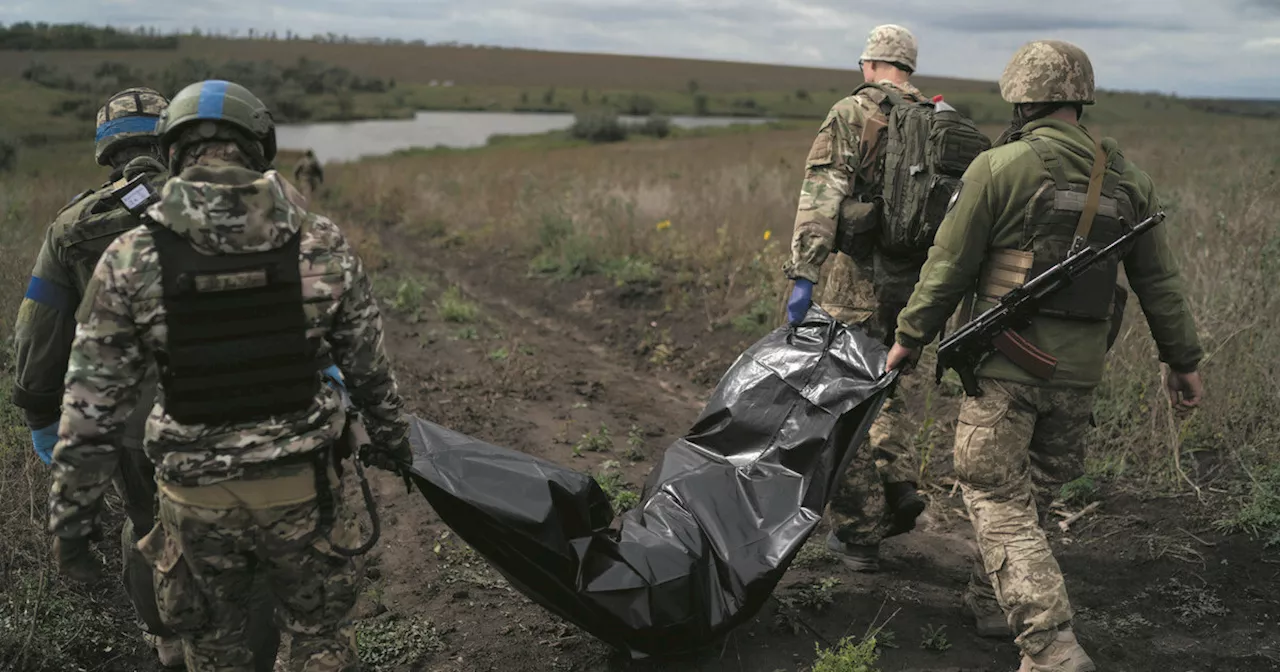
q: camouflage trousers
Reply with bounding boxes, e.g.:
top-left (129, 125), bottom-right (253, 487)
top-left (142, 465), bottom-right (361, 672)
top-left (953, 378), bottom-right (1093, 655)
top-left (819, 253), bottom-right (919, 547)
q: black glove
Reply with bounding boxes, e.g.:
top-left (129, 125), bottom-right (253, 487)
top-left (361, 437), bottom-right (411, 473)
top-left (54, 534), bottom-right (102, 583)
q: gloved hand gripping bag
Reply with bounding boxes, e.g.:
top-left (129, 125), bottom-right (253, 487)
top-left (405, 305), bottom-right (895, 657)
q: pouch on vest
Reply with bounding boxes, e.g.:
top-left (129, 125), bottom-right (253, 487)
top-left (149, 225), bottom-right (319, 426)
top-left (833, 199), bottom-right (879, 260)
top-left (978, 134), bottom-right (1134, 323)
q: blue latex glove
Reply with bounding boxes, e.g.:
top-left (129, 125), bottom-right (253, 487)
top-left (787, 279), bottom-right (814, 326)
top-left (321, 364), bottom-right (346, 390)
top-left (32, 423), bottom-right (58, 465)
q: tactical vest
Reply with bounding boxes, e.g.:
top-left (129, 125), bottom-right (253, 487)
top-left (149, 224), bottom-right (320, 426)
top-left (58, 172), bottom-right (165, 276)
top-left (978, 134), bottom-right (1136, 322)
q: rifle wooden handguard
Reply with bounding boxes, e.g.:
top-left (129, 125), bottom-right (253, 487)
top-left (992, 330), bottom-right (1057, 380)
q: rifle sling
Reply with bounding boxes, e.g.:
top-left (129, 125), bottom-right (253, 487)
top-left (1075, 135), bottom-right (1108, 242)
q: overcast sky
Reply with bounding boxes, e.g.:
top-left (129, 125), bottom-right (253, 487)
top-left (13, 0), bottom-right (1280, 98)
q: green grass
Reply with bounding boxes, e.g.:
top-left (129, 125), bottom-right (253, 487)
top-left (812, 634), bottom-right (881, 672)
top-left (572, 423), bottom-right (612, 457)
top-left (434, 285), bottom-right (479, 323)
top-left (592, 462), bottom-right (641, 514)
top-left (918, 624), bottom-right (951, 652)
top-left (355, 612), bottom-right (448, 670)
top-left (1215, 463), bottom-right (1280, 547)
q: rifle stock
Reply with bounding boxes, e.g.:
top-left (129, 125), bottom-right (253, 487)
top-left (936, 211), bottom-right (1166, 396)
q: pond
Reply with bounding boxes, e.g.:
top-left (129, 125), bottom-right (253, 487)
top-left (275, 110), bottom-right (772, 162)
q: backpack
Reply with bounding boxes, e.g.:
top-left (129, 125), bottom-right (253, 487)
top-left (854, 83), bottom-right (991, 257)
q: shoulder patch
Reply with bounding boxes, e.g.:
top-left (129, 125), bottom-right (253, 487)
top-left (806, 119), bottom-right (836, 168)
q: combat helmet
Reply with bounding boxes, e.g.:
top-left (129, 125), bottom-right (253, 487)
top-left (999, 40), bottom-right (1096, 105)
top-left (156, 80), bottom-right (277, 169)
top-left (860, 24), bottom-right (917, 73)
top-left (95, 87), bottom-right (169, 166)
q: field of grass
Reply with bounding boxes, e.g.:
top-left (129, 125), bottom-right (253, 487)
top-left (0, 30), bottom-right (1229, 143)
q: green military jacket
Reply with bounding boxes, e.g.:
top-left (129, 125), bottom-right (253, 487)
top-left (896, 119), bottom-right (1203, 388)
top-left (11, 157), bottom-right (167, 436)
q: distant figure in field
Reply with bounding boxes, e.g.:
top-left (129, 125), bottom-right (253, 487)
top-left (294, 148), bottom-right (324, 197)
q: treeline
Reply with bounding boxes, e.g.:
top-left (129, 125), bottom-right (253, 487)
top-left (0, 21), bottom-right (517, 51)
top-left (26, 56), bottom-right (393, 123)
top-left (0, 22), bottom-right (178, 50)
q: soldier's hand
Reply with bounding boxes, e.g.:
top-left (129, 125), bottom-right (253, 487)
top-left (362, 438), bottom-right (412, 473)
top-left (885, 343), bottom-right (920, 374)
top-left (786, 279), bottom-right (814, 326)
top-left (1165, 368), bottom-right (1204, 411)
top-left (54, 535), bottom-right (102, 583)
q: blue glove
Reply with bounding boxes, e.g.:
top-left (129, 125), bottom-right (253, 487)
top-left (321, 364), bottom-right (346, 390)
top-left (787, 279), bottom-right (814, 326)
top-left (32, 423), bottom-right (58, 465)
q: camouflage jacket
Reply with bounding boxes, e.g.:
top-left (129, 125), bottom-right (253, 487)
top-left (11, 157), bottom-right (166, 435)
top-left (785, 80), bottom-right (926, 284)
top-left (49, 162), bottom-right (410, 539)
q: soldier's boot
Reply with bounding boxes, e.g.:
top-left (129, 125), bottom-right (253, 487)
top-left (1016, 628), bottom-right (1096, 672)
top-left (885, 482), bottom-right (926, 535)
top-left (961, 584), bottom-right (1012, 638)
top-left (825, 532), bottom-right (879, 573)
top-left (145, 633), bottom-right (186, 668)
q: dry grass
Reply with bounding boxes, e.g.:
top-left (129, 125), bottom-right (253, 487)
top-left (317, 114), bottom-right (1280, 495)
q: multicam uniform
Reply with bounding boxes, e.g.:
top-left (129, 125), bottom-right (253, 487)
top-left (49, 80), bottom-right (410, 672)
top-left (894, 41), bottom-right (1203, 664)
top-left (788, 76), bottom-right (925, 548)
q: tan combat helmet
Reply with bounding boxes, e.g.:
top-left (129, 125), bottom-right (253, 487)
top-left (860, 24), bottom-right (918, 73)
top-left (999, 40), bottom-right (1096, 105)
top-left (94, 87), bottom-right (169, 166)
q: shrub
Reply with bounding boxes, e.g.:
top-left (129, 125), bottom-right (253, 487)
top-left (569, 110), bottom-right (627, 143)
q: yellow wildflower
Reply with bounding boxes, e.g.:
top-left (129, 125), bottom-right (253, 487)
top-left (656, 219), bottom-right (672, 230)
top-left (763, 229), bottom-right (772, 241)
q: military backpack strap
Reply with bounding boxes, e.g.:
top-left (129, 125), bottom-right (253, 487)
top-left (1021, 135), bottom-right (1072, 191)
top-left (1072, 135), bottom-right (1109, 246)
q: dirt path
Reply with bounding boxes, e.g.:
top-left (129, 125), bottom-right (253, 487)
top-left (354, 228), bottom-right (1280, 672)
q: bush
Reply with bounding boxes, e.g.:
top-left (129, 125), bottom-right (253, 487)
top-left (569, 110), bottom-right (627, 143)
top-left (622, 94), bottom-right (656, 116)
top-left (0, 135), bottom-right (16, 172)
top-left (633, 115), bottom-right (671, 139)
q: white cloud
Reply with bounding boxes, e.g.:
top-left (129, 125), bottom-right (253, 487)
top-left (11, 0), bottom-right (1280, 98)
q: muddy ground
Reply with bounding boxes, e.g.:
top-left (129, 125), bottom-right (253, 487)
top-left (348, 226), bottom-right (1280, 672)
top-left (58, 223), bottom-right (1280, 672)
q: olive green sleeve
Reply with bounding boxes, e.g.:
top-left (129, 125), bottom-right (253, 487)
top-left (1120, 176), bottom-right (1203, 373)
top-left (11, 226), bottom-right (81, 429)
top-left (895, 156), bottom-right (997, 349)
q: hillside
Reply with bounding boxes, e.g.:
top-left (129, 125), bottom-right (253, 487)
top-left (0, 35), bottom-right (997, 95)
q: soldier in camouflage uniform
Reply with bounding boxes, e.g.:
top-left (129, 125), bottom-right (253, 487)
top-left (48, 79), bottom-right (413, 672)
top-left (293, 149), bottom-right (324, 198)
top-left (784, 24), bottom-right (928, 572)
top-left (10, 87), bottom-right (193, 667)
top-left (887, 41), bottom-right (1204, 671)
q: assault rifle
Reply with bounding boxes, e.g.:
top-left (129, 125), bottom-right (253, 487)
top-left (936, 211), bottom-right (1166, 397)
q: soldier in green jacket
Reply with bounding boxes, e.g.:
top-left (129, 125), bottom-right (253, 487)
top-left (10, 87), bottom-right (192, 667)
top-left (887, 41), bottom-right (1204, 672)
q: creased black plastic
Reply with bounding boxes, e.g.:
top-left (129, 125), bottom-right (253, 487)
top-left (405, 306), bottom-right (897, 657)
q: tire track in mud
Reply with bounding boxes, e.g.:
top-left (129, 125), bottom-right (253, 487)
top-left (352, 227), bottom-right (1280, 672)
